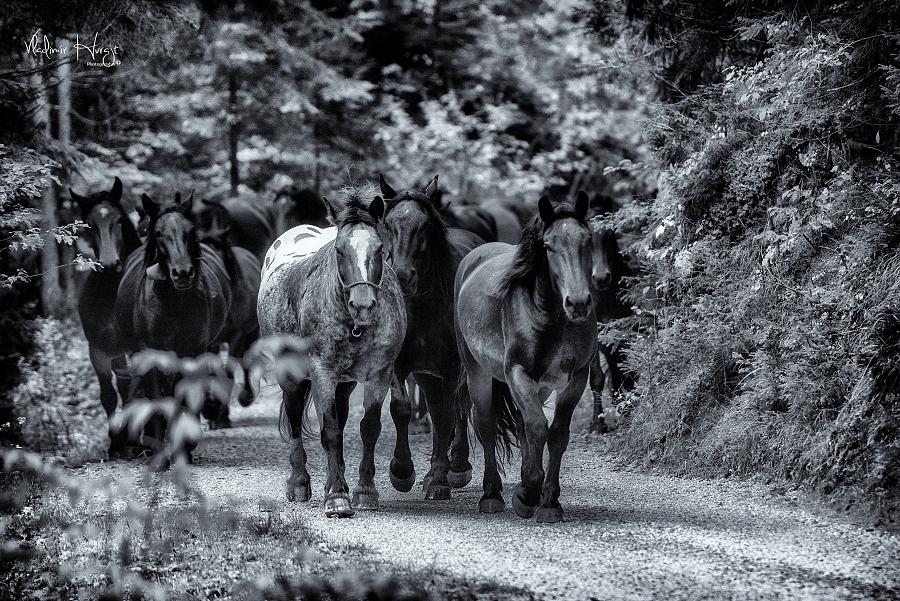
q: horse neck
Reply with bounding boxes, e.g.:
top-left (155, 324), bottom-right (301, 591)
top-left (529, 260), bottom-right (564, 318)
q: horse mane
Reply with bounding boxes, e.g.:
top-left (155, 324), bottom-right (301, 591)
top-left (384, 188), bottom-right (461, 302)
top-left (494, 204), bottom-right (587, 296)
top-left (333, 183), bottom-right (379, 229)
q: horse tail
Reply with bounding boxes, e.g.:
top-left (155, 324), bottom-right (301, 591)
top-left (277, 380), bottom-right (314, 442)
top-left (490, 378), bottom-right (519, 466)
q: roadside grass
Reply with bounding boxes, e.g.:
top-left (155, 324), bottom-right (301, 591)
top-left (1, 318), bottom-right (533, 600)
top-left (1, 453), bottom-right (534, 601)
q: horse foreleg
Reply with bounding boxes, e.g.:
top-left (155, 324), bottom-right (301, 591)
top-left (313, 376), bottom-right (353, 517)
top-left (417, 372), bottom-right (453, 500)
top-left (388, 371), bottom-right (416, 492)
top-left (90, 347), bottom-right (123, 455)
top-left (537, 368), bottom-right (588, 523)
top-left (354, 377), bottom-right (388, 511)
top-left (588, 348), bottom-right (608, 434)
top-left (507, 365), bottom-right (548, 519)
top-left (470, 373), bottom-right (504, 513)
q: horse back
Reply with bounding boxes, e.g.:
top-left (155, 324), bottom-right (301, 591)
top-left (454, 242), bottom-right (516, 377)
top-left (222, 195), bottom-right (276, 260)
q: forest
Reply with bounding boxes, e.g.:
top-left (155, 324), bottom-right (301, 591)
top-left (2, 0), bottom-right (900, 596)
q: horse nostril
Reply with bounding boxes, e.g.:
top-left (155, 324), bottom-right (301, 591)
top-left (593, 273), bottom-right (612, 289)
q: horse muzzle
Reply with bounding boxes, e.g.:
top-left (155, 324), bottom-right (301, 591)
top-left (591, 271), bottom-right (613, 291)
top-left (347, 286), bottom-right (378, 327)
top-left (564, 292), bottom-right (593, 322)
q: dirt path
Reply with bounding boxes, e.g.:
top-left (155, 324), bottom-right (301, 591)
top-left (74, 386), bottom-right (900, 601)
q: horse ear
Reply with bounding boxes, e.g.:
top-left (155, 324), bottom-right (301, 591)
top-left (538, 196), bottom-right (554, 225)
top-left (574, 190), bottom-right (589, 219)
top-left (323, 196), bottom-right (338, 225)
top-left (146, 263), bottom-right (167, 281)
top-left (110, 177), bottom-right (123, 204)
top-left (369, 196), bottom-right (385, 222)
top-left (379, 174), bottom-right (397, 199)
top-left (70, 188), bottom-right (89, 209)
top-left (424, 175), bottom-right (439, 204)
top-left (180, 190), bottom-right (194, 214)
top-left (142, 193), bottom-right (160, 218)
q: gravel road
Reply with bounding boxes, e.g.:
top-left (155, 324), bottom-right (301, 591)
top-left (76, 384), bottom-right (900, 601)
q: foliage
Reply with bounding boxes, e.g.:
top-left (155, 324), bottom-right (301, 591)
top-left (590, 0), bottom-right (900, 516)
top-left (0, 450), bottom-right (529, 601)
top-left (11, 317), bottom-right (107, 463)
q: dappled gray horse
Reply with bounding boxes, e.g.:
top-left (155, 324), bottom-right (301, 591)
top-left (257, 185), bottom-right (408, 517)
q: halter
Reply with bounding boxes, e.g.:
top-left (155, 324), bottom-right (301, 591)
top-left (335, 252), bottom-right (385, 338)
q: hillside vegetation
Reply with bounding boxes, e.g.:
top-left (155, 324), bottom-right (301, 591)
top-left (589, 0), bottom-right (900, 517)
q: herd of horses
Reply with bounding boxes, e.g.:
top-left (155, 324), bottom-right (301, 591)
top-left (71, 174), bottom-right (634, 522)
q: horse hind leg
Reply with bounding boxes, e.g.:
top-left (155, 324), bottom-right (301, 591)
top-left (282, 377), bottom-right (313, 503)
top-left (472, 375), bottom-right (504, 513)
top-left (448, 371), bottom-right (473, 489)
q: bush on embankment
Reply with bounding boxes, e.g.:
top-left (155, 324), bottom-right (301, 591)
top-left (591, 0), bottom-right (900, 517)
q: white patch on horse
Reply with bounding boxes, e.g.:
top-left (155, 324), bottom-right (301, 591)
top-left (99, 207), bottom-right (110, 217)
top-left (348, 229), bottom-right (372, 283)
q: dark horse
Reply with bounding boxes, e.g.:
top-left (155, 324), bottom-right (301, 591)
top-left (273, 184), bottom-right (330, 234)
top-left (115, 191), bottom-right (233, 469)
top-left (257, 185), bottom-right (407, 517)
top-left (196, 210), bottom-right (263, 415)
top-left (71, 177), bottom-right (143, 456)
top-left (378, 174), bottom-right (483, 499)
top-left (455, 192), bottom-right (596, 523)
top-left (587, 210), bottom-right (636, 433)
top-left (194, 193), bottom-right (275, 262)
top-left (435, 191), bottom-right (498, 243)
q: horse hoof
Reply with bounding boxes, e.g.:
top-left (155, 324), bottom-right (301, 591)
top-left (447, 468), bottom-right (472, 489)
top-left (420, 474), bottom-right (433, 492)
top-left (351, 491), bottom-right (379, 511)
top-left (238, 388), bottom-right (254, 407)
top-left (286, 480), bottom-right (311, 502)
top-left (390, 468), bottom-right (416, 493)
top-left (535, 506), bottom-right (564, 523)
top-left (324, 497), bottom-right (355, 518)
top-left (425, 483), bottom-right (451, 500)
top-left (478, 496), bottom-right (505, 513)
top-left (148, 453), bottom-right (171, 473)
top-left (512, 485), bottom-right (537, 519)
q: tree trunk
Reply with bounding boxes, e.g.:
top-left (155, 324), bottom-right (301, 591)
top-left (229, 73), bottom-right (240, 195)
top-left (56, 49), bottom-right (75, 316)
top-left (32, 57), bottom-right (62, 318)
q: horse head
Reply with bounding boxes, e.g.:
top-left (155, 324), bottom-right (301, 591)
top-left (142, 191), bottom-right (200, 290)
top-left (70, 176), bottom-right (139, 273)
top-left (590, 227), bottom-right (620, 291)
top-left (275, 185), bottom-right (329, 233)
top-left (326, 193), bottom-right (387, 329)
top-left (378, 174), bottom-right (442, 296)
top-left (539, 191), bottom-right (593, 322)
